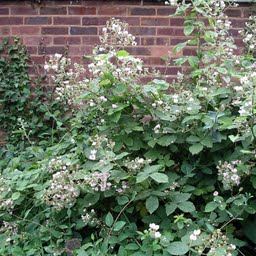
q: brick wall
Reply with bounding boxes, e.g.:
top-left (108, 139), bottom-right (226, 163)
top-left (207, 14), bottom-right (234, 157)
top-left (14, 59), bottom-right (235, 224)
top-left (0, 0), bottom-right (255, 80)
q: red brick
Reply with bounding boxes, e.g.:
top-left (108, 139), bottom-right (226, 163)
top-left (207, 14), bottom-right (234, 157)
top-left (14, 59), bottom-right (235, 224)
top-left (12, 27), bottom-right (40, 35)
top-left (156, 37), bottom-right (169, 45)
top-left (30, 56), bottom-right (45, 65)
top-left (183, 48), bottom-right (197, 56)
top-left (157, 8), bottom-right (176, 16)
top-left (130, 27), bottom-right (156, 36)
top-left (125, 47), bottom-right (151, 56)
top-left (0, 17), bottom-right (23, 25)
top-left (54, 17), bottom-right (81, 25)
top-left (42, 27), bottom-right (68, 35)
top-left (229, 19), bottom-right (246, 28)
top-left (150, 46), bottom-right (171, 57)
top-left (40, 7), bottom-right (67, 15)
top-left (0, 8), bottom-right (9, 15)
top-left (235, 38), bottom-right (245, 48)
top-left (225, 8), bottom-right (242, 17)
top-left (68, 6), bottom-right (96, 15)
top-left (141, 37), bottom-right (155, 45)
top-left (170, 17), bottom-right (185, 26)
top-left (82, 17), bottom-right (105, 26)
top-left (157, 28), bottom-right (184, 36)
top-left (229, 29), bottom-right (241, 37)
top-left (23, 36), bottom-right (52, 45)
top-left (39, 46), bottom-right (67, 55)
top-left (24, 17), bottom-right (51, 25)
top-left (10, 7), bottom-right (38, 15)
top-left (141, 17), bottom-right (169, 26)
top-left (98, 6), bottom-right (127, 15)
top-left (170, 38), bottom-right (186, 45)
top-left (130, 7), bottom-right (156, 16)
top-left (82, 36), bottom-right (100, 45)
top-left (157, 67), bottom-right (181, 75)
top-left (26, 46), bottom-right (38, 55)
top-left (243, 9), bottom-right (252, 18)
top-left (70, 27), bottom-right (97, 35)
top-left (0, 27), bottom-right (10, 35)
top-left (54, 37), bottom-right (81, 45)
top-left (68, 46), bottom-right (93, 55)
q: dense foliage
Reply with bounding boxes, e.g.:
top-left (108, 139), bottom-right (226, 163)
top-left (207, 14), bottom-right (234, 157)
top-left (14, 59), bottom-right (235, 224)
top-left (0, 0), bottom-right (256, 255)
top-left (0, 38), bottom-right (71, 145)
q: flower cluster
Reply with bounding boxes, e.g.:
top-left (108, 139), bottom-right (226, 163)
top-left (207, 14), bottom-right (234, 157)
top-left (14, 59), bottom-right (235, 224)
top-left (44, 53), bottom-right (87, 105)
top-left (48, 156), bottom-right (72, 173)
top-left (82, 209), bottom-right (101, 227)
top-left (0, 221), bottom-right (18, 245)
top-left (43, 170), bottom-right (79, 210)
top-left (189, 229), bottom-right (201, 241)
top-left (115, 181), bottom-right (129, 194)
top-left (148, 223), bottom-right (161, 239)
top-left (88, 18), bottom-right (159, 84)
top-left (0, 177), bottom-right (13, 214)
top-left (217, 160), bottom-right (242, 190)
top-left (99, 18), bottom-right (137, 48)
top-left (195, 229), bottom-right (236, 256)
top-left (84, 172), bottom-right (111, 192)
top-left (240, 16), bottom-right (256, 54)
top-left (124, 157), bottom-right (151, 172)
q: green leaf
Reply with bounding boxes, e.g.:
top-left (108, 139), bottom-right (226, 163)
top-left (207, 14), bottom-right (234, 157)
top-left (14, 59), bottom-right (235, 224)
top-left (83, 193), bottom-right (100, 207)
top-left (113, 221), bottom-right (126, 231)
top-left (116, 50), bottom-right (129, 57)
top-left (157, 135), bottom-right (177, 146)
top-left (166, 202), bottom-right (177, 216)
top-left (125, 243), bottom-right (140, 250)
top-left (173, 42), bottom-right (187, 53)
top-left (150, 172), bottom-right (169, 183)
top-left (177, 201), bottom-right (196, 213)
top-left (205, 201), bottom-right (218, 212)
top-left (167, 241), bottom-right (189, 255)
top-left (201, 136), bottom-right (213, 148)
top-left (117, 196), bottom-right (129, 205)
top-left (146, 195), bottom-right (159, 214)
top-left (171, 192), bottom-right (191, 203)
top-left (184, 25), bottom-right (194, 36)
top-left (186, 135), bottom-right (200, 143)
top-left (11, 192), bottom-right (21, 200)
top-left (144, 164), bottom-right (163, 174)
top-left (136, 172), bottom-right (149, 183)
top-left (189, 143), bottom-right (203, 155)
top-left (105, 212), bottom-right (114, 227)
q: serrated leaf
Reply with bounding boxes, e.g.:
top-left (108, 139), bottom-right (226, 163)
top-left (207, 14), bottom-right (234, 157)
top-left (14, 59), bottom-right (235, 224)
top-left (205, 201), bottom-right (218, 212)
top-left (178, 201), bottom-right (196, 213)
top-left (150, 172), bottom-right (169, 183)
top-left (201, 136), bottom-right (213, 148)
top-left (189, 143), bottom-right (203, 155)
top-left (167, 241), bottom-right (189, 255)
top-left (171, 192), bottom-right (191, 203)
top-left (186, 135), bottom-right (200, 143)
top-left (166, 202), bottom-right (177, 216)
top-left (146, 195), bottom-right (159, 214)
top-left (157, 135), bottom-right (177, 146)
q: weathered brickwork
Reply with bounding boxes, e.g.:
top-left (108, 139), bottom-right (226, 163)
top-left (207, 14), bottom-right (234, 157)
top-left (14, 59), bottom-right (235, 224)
top-left (0, 0), bottom-right (255, 79)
